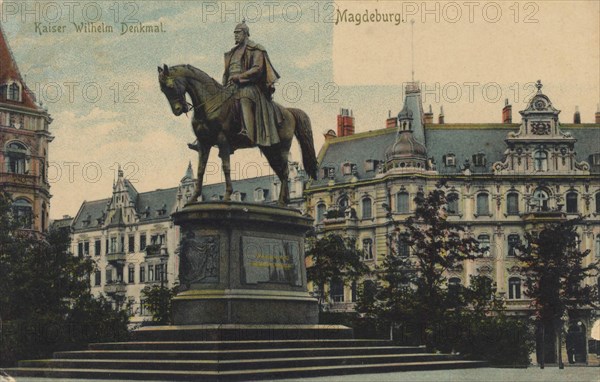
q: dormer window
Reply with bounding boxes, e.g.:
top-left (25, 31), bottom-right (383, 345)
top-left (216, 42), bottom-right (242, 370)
top-left (341, 162), bottom-right (357, 176)
top-left (443, 154), bottom-right (456, 167)
top-left (231, 192), bottom-right (246, 202)
top-left (157, 203), bottom-right (167, 216)
top-left (364, 159), bottom-right (379, 172)
top-left (254, 188), bottom-right (267, 202)
top-left (320, 166), bottom-right (335, 180)
top-left (472, 153), bottom-right (486, 167)
top-left (1, 82), bottom-right (22, 102)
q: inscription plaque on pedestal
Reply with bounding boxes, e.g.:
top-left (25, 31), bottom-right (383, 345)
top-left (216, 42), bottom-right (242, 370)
top-left (240, 236), bottom-right (302, 286)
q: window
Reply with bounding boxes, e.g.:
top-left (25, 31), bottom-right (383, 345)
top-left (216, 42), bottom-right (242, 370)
top-left (330, 279), bottom-right (344, 302)
top-left (534, 151), bottom-right (548, 171)
top-left (447, 193), bottom-right (459, 215)
top-left (84, 241), bottom-right (90, 256)
top-left (478, 234), bottom-right (490, 257)
top-left (396, 192), bottom-right (409, 213)
top-left (151, 234), bottom-right (166, 246)
top-left (109, 237), bottom-right (118, 253)
top-left (508, 277), bottom-right (522, 299)
top-left (472, 153), bottom-right (486, 167)
top-left (6, 142), bottom-right (29, 174)
top-left (362, 238), bottom-right (373, 260)
top-left (476, 193), bottom-right (489, 215)
top-left (351, 281), bottom-right (357, 302)
top-left (596, 235), bottom-right (600, 258)
top-left (8, 83), bottom-right (20, 101)
top-left (94, 271), bottom-right (101, 286)
top-left (95, 240), bottom-right (101, 256)
top-left (140, 265), bottom-right (146, 283)
top-left (140, 234), bottom-right (147, 251)
top-left (448, 277), bottom-right (461, 298)
top-left (596, 193), bottom-right (600, 214)
top-left (338, 196), bottom-right (349, 210)
top-left (533, 188), bottom-right (549, 211)
top-left (479, 276), bottom-right (494, 300)
top-left (341, 162), bottom-right (357, 176)
top-left (316, 204), bottom-right (326, 223)
top-left (443, 153), bottom-right (456, 167)
top-left (148, 264), bottom-right (154, 281)
top-left (105, 268), bottom-right (113, 284)
top-left (128, 235), bottom-right (135, 253)
top-left (140, 299), bottom-right (148, 316)
top-left (507, 234), bottom-right (520, 257)
top-left (254, 188), bottom-right (266, 202)
top-left (128, 265), bottom-right (135, 284)
top-left (362, 198), bottom-right (372, 219)
top-left (506, 192), bottom-right (519, 215)
top-left (12, 198), bottom-right (33, 229)
top-left (78, 242), bottom-right (83, 257)
top-left (321, 166), bottom-right (335, 179)
top-left (398, 234), bottom-right (410, 257)
top-left (156, 264), bottom-right (165, 281)
top-left (566, 192), bottom-right (578, 213)
top-left (364, 159), bottom-right (379, 172)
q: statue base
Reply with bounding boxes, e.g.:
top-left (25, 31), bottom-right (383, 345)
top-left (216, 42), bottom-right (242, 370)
top-left (171, 202), bottom-right (319, 325)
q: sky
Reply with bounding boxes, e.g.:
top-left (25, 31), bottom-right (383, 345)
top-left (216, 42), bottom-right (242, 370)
top-left (0, 0), bottom-right (598, 219)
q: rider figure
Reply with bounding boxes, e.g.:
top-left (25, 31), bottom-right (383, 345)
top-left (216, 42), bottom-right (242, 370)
top-left (223, 21), bottom-right (282, 146)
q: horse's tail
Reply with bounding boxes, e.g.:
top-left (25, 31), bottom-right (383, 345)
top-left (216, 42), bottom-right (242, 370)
top-left (289, 108), bottom-right (318, 180)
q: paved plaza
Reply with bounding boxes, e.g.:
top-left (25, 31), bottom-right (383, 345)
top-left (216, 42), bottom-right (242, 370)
top-left (7, 367), bottom-right (599, 382)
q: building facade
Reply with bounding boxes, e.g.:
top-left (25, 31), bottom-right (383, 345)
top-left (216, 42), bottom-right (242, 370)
top-left (70, 162), bottom-right (307, 323)
top-left (304, 81), bottom-right (600, 360)
top-left (0, 24), bottom-right (53, 232)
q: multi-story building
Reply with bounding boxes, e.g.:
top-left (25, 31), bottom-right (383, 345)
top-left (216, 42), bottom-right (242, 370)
top-left (70, 162), bottom-right (308, 323)
top-left (0, 24), bottom-right (53, 232)
top-left (304, 81), bottom-right (600, 361)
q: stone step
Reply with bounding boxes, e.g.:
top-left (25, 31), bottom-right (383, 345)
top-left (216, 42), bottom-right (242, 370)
top-left (131, 324), bottom-right (353, 342)
top-left (55, 345), bottom-right (425, 360)
top-left (89, 339), bottom-right (399, 351)
top-left (9, 360), bottom-right (487, 381)
top-left (19, 353), bottom-right (460, 372)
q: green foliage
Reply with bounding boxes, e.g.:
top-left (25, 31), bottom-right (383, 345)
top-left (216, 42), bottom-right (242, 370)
top-left (0, 191), bottom-right (131, 366)
top-left (305, 234), bottom-right (370, 304)
top-left (516, 219), bottom-right (599, 324)
top-left (356, 184), bottom-right (534, 363)
top-left (141, 283), bottom-right (179, 324)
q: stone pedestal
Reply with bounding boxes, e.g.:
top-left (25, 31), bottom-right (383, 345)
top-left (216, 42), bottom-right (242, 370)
top-left (171, 202), bottom-right (319, 325)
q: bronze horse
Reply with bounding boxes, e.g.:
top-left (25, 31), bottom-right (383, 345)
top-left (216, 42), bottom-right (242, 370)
top-left (158, 64), bottom-right (317, 206)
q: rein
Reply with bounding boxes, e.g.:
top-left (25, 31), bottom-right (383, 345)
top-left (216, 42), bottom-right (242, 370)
top-left (180, 76), bottom-right (237, 121)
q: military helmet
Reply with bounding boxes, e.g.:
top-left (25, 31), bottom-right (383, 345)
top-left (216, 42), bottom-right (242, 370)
top-left (234, 20), bottom-right (249, 36)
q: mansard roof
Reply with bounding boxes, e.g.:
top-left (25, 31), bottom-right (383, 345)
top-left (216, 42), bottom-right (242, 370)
top-left (71, 174), bottom-right (281, 232)
top-left (309, 123), bottom-right (600, 188)
top-left (0, 24), bottom-right (40, 110)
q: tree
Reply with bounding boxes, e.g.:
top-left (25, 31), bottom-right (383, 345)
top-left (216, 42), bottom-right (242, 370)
top-left (0, 191), bottom-right (130, 366)
top-left (400, 186), bottom-right (484, 350)
top-left (515, 218), bottom-right (599, 367)
top-left (305, 234), bottom-right (370, 307)
top-left (141, 283), bottom-right (179, 324)
top-left (357, 184), bottom-right (484, 349)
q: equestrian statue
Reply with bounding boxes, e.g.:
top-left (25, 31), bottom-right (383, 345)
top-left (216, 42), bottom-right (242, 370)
top-left (158, 21), bottom-right (317, 206)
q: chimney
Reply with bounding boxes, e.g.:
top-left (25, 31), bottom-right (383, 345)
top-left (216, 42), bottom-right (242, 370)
top-left (438, 106), bottom-right (445, 124)
top-left (337, 108), bottom-right (355, 137)
top-left (502, 98), bottom-right (512, 124)
top-left (573, 106), bottom-right (581, 124)
top-left (386, 110), bottom-right (397, 128)
top-left (423, 104), bottom-right (434, 124)
top-left (323, 129), bottom-right (337, 140)
top-left (595, 104), bottom-right (600, 124)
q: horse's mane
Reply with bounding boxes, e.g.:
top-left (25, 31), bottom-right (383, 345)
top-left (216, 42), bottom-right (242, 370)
top-left (171, 64), bottom-right (223, 90)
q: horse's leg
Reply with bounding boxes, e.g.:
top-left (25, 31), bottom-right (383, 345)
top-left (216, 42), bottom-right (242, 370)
top-left (278, 140), bottom-right (292, 206)
top-left (191, 143), bottom-right (210, 202)
top-left (217, 133), bottom-right (233, 201)
top-left (260, 144), bottom-right (290, 206)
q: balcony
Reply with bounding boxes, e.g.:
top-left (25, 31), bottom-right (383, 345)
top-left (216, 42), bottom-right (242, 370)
top-left (106, 249), bottom-right (126, 263)
top-left (104, 281), bottom-right (127, 295)
top-left (145, 244), bottom-right (167, 260)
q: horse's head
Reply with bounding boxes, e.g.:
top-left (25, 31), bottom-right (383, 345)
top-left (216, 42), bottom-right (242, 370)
top-left (158, 64), bottom-right (188, 116)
